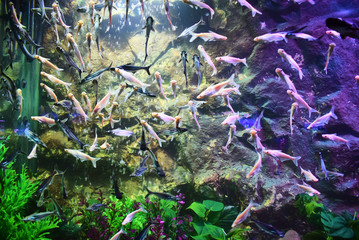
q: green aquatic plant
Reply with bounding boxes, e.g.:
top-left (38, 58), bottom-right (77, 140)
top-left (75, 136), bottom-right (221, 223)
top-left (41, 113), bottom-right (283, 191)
top-left (187, 200), bottom-right (248, 240)
top-left (294, 193), bottom-right (359, 240)
top-left (0, 142), bottom-right (59, 240)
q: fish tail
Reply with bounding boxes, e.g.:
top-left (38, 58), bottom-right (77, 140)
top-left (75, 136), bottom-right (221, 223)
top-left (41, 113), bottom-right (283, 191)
top-left (294, 156), bottom-right (301, 167)
top-left (145, 187), bottom-right (152, 199)
top-left (211, 68), bottom-right (217, 77)
top-left (228, 73), bottom-right (238, 87)
top-left (308, 108), bottom-right (317, 118)
top-left (189, 32), bottom-right (198, 43)
top-left (346, 141), bottom-right (350, 150)
top-left (158, 138), bottom-right (166, 147)
top-left (308, 0), bottom-right (315, 4)
top-left (252, 9), bottom-right (262, 17)
top-left (93, 157), bottom-right (101, 168)
top-left (242, 58), bottom-right (248, 67)
top-left (145, 64), bottom-right (152, 75)
top-left (330, 106), bottom-right (338, 119)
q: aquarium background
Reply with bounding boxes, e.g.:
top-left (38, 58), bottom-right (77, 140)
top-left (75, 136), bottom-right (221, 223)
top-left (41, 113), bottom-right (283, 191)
top-left (0, 0), bottom-right (358, 239)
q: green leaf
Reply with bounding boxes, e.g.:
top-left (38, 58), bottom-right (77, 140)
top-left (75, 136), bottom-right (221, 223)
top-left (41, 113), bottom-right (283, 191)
top-left (191, 234), bottom-right (210, 240)
top-left (303, 230), bottom-right (327, 240)
top-left (329, 226), bottom-right (354, 238)
top-left (163, 207), bottom-right (176, 222)
top-left (216, 206), bottom-right (239, 233)
top-left (203, 200), bottom-right (224, 212)
top-left (207, 210), bottom-right (221, 225)
top-left (192, 216), bottom-right (205, 235)
top-left (204, 224), bottom-right (226, 239)
top-left (188, 202), bottom-right (207, 218)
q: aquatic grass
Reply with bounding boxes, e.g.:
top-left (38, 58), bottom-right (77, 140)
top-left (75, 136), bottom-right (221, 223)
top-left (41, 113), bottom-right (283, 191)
top-left (294, 193), bottom-right (359, 239)
top-left (0, 141), bottom-right (59, 240)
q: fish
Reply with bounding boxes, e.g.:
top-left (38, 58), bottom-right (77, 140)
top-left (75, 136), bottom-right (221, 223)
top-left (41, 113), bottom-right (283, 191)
top-left (89, 1), bottom-right (95, 27)
top-left (61, 172), bottom-right (68, 199)
top-left (286, 32), bottom-right (318, 41)
top-left (275, 68), bottom-right (297, 94)
top-left (56, 119), bottom-right (86, 149)
top-left (52, 2), bottom-right (71, 32)
top-left (40, 83), bottom-right (58, 103)
top-left (74, 20), bottom-right (84, 40)
top-left (65, 149), bottom-right (101, 168)
top-left (141, 120), bottom-right (165, 147)
top-left (107, 0), bottom-right (114, 28)
top-left (56, 46), bottom-right (83, 78)
top-left (134, 223), bottom-right (152, 240)
top-left (319, 152), bottom-right (329, 181)
top-left (152, 112), bottom-right (175, 123)
top-left (68, 93), bottom-right (88, 123)
top-left (278, 49), bottom-right (303, 80)
top-left (232, 200), bottom-right (259, 227)
top-left (112, 178), bottom-right (123, 200)
top-left (27, 144), bottom-right (38, 159)
top-left (307, 106), bottom-right (337, 130)
top-left (114, 68), bottom-right (150, 88)
top-left (326, 30), bottom-right (341, 39)
top-left (289, 102), bottom-right (298, 135)
top-left (92, 88), bottom-right (112, 115)
top-left (190, 31), bottom-right (227, 42)
top-left (9, 2), bottom-right (26, 28)
top-left (158, 127), bottom-right (188, 136)
top-left (112, 83), bottom-right (127, 104)
top-left (22, 211), bottom-right (56, 222)
top-left (143, 16), bottom-right (155, 62)
top-left (50, 195), bottom-right (67, 222)
top-left (221, 113), bottom-right (240, 126)
top-left (125, 0), bottom-right (130, 23)
top-left (112, 63), bottom-right (152, 75)
top-left (107, 128), bottom-right (135, 137)
top-left (197, 74), bottom-right (237, 99)
top-left (109, 102), bottom-right (119, 128)
top-left (34, 170), bottom-right (59, 197)
top-left (247, 152), bottom-right (263, 178)
top-left (193, 54), bottom-right (202, 91)
top-left (300, 167), bottom-right (318, 182)
top-left (263, 149), bottom-right (301, 167)
top-left (87, 203), bottom-right (106, 211)
top-left (170, 80), bottom-right (178, 102)
top-left (236, 0), bottom-right (262, 17)
top-left (122, 207), bottom-right (147, 226)
top-left (66, 33), bottom-right (85, 71)
top-left (182, 0), bottom-right (214, 19)
top-left (54, 100), bottom-right (73, 111)
top-left (41, 72), bottom-right (71, 91)
top-left (140, 126), bottom-right (148, 151)
top-left (177, 17), bottom-right (205, 39)
top-left (223, 124), bottom-right (236, 153)
top-left (324, 43), bottom-right (335, 74)
top-left (179, 51), bottom-right (189, 86)
top-left (0, 150), bottom-right (25, 169)
top-left (326, 18), bottom-right (359, 40)
top-left (50, 12), bottom-right (60, 44)
top-left (297, 183), bottom-right (320, 196)
top-left (31, 116), bottom-right (56, 126)
top-left (146, 148), bottom-right (166, 177)
top-left (110, 228), bottom-right (127, 240)
top-left (81, 92), bottom-right (92, 112)
top-left (287, 90), bottom-right (317, 118)
top-left (14, 126), bottom-right (47, 148)
top-left (198, 45), bottom-right (217, 76)
top-left (95, 37), bottom-right (103, 60)
top-left (89, 128), bottom-right (98, 152)
top-left (248, 129), bottom-right (264, 152)
top-left (322, 133), bottom-right (350, 149)
top-left (154, 72), bottom-right (168, 101)
top-left (35, 55), bottom-right (63, 72)
top-left (37, 0), bottom-right (49, 21)
top-left (85, 33), bottom-right (93, 61)
top-left (131, 156), bottom-right (149, 177)
top-left (100, 139), bottom-right (112, 150)
top-left (215, 56), bottom-right (247, 67)
top-left (164, 0), bottom-right (177, 31)
top-left (292, 0), bottom-right (315, 4)
top-left (125, 84), bottom-right (156, 98)
top-left (0, 66), bottom-right (17, 106)
top-left (145, 187), bottom-right (180, 201)
top-left (251, 219), bottom-right (284, 237)
top-left (140, 0), bottom-right (145, 18)
top-left (16, 89), bottom-right (23, 119)
top-left (253, 32), bottom-right (288, 43)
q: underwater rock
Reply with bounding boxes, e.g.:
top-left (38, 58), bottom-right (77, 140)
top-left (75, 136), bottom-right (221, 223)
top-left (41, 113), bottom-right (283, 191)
top-left (279, 229), bottom-right (301, 240)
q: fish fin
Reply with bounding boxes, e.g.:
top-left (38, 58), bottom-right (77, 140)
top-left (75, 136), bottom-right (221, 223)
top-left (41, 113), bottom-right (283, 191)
top-left (300, 167), bottom-right (304, 175)
top-left (346, 141), bottom-right (350, 150)
top-left (145, 187), bottom-right (152, 198)
top-left (330, 106), bottom-right (337, 119)
top-left (294, 156), bottom-right (301, 167)
top-left (189, 32), bottom-right (197, 42)
top-left (308, 108), bottom-right (317, 118)
top-left (92, 157), bottom-right (101, 168)
top-left (145, 64), bottom-right (152, 76)
top-left (179, 58), bottom-right (182, 63)
top-left (151, 27), bottom-right (155, 32)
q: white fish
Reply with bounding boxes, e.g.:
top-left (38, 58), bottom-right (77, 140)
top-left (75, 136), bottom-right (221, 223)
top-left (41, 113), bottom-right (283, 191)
top-left (236, 0), bottom-right (262, 17)
top-left (287, 90), bottom-right (317, 118)
top-left (322, 133), bottom-right (350, 149)
top-left (92, 89), bottom-right (112, 115)
top-left (115, 68), bottom-right (150, 88)
top-left (300, 167), bottom-right (319, 182)
top-left (177, 17), bottom-right (205, 39)
top-left (141, 120), bottom-right (166, 147)
top-left (65, 149), bottom-right (101, 168)
top-left (182, 0), bottom-right (215, 19)
top-left (263, 149), bottom-right (301, 167)
top-left (232, 201), bottom-right (259, 227)
top-left (27, 144), bottom-right (38, 159)
top-left (276, 68), bottom-right (297, 94)
top-left (289, 102), bottom-right (298, 135)
top-left (297, 183), bottom-right (320, 196)
top-left (68, 93), bottom-right (88, 123)
top-left (307, 106), bottom-right (337, 130)
top-left (293, 0), bottom-right (315, 5)
top-left (41, 72), bottom-right (71, 91)
top-left (254, 32), bottom-right (287, 43)
top-left (189, 31), bottom-right (227, 42)
top-left (215, 56), bottom-right (247, 67)
top-left (89, 128), bottom-right (98, 152)
top-left (198, 45), bottom-right (217, 76)
top-left (122, 207), bottom-right (147, 226)
top-left (247, 152), bottom-right (262, 178)
top-left (278, 49), bottom-right (303, 80)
